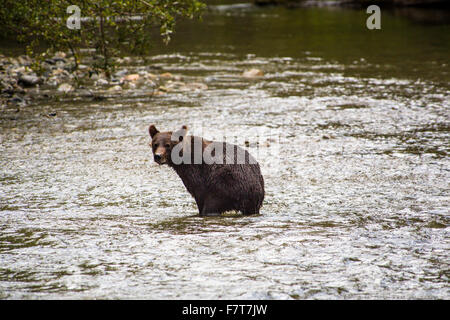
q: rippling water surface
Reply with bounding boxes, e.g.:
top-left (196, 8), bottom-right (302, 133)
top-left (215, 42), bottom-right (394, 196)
top-left (1, 4), bottom-right (449, 299)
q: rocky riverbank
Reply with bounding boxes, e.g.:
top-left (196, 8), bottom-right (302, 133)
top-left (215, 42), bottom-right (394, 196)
top-left (0, 52), bottom-right (212, 108)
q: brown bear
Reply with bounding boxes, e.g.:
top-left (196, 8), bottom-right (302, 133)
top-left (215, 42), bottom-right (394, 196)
top-left (149, 125), bottom-right (265, 216)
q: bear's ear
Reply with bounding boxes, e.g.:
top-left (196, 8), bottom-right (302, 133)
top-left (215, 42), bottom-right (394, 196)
top-left (179, 125), bottom-right (188, 142)
top-left (172, 125), bottom-right (188, 142)
top-left (149, 125), bottom-right (159, 138)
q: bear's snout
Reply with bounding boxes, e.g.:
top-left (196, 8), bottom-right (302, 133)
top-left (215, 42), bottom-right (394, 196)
top-left (153, 152), bottom-right (167, 165)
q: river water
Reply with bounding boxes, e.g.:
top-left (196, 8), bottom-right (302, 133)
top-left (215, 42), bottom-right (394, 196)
top-left (0, 3), bottom-right (449, 299)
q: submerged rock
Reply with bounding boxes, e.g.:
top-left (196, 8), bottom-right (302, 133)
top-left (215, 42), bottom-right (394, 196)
top-left (165, 81), bottom-right (185, 91)
top-left (164, 81), bottom-right (208, 92)
top-left (185, 82), bottom-right (208, 90)
top-left (160, 72), bottom-right (173, 79)
top-left (204, 76), bottom-right (218, 83)
top-left (144, 72), bottom-right (157, 80)
top-left (158, 85), bottom-right (170, 92)
top-left (76, 88), bottom-right (94, 97)
top-left (153, 90), bottom-right (166, 96)
top-left (242, 68), bottom-right (264, 78)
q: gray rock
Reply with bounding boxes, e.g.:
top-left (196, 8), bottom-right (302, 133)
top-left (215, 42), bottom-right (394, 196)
top-left (53, 51), bottom-right (66, 59)
top-left (114, 69), bottom-right (128, 77)
top-left (57, 83), bottom-right (74, 93)
top-left (96, 79), bottom-right (109, 86)
top-left (204, 76), bottom-right (218, 83)
top-left (76, 89), bottom-right (94, 97)
top-left (12, 66), bottom-right (26, 74)
top-left (145, 79), bottom-right (156, 88)
top-left (185, 82), bottom-right (208, 90)
top-left (17, 56), bottom-right (31, 66)
top-left (108, 85), bottom-right (122, 92)
top-left (9, 94), bottom-right (25, 105)
top-left (18, 75), bottom-right (41, 87)
top-left (90, 73), bottom-right (99, 81)
top-left (242, 68), bottom-right (264, 78)
top-left (55, 60), bottom-right (66, 68)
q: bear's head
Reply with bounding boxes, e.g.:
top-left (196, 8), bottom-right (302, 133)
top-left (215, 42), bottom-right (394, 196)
top-left (149, 125), bottom-right (187, 165)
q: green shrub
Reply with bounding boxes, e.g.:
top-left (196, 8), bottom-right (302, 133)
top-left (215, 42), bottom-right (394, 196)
top-left (0, 0), bottom-right (205, 74)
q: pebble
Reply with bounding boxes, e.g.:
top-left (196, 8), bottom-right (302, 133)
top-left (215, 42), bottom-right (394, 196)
top-left (96, 79), bottom-right (109, 86)
top-left (160, 72), bottom-right (173, 79)
top-left (153, 90), bottom-right (165, 96)
top-left (125, 82), bottom-right (136, 90)
top-left (17, 56), bottom-right (31, 66)
top-left (108, 85), bottom-right (122, 92)
top-left (57, 83), bottom-right (74, 93)
top-left (242, 68), bottom-right (264, 78)
top-left (48, 76), bottom-right (62, 86)
top-left (12, 66), bottom-right (26, 74)
top-left (144, 73), bottom-right (157, 80)
top-left (52, 68), bottom-right (68, 76)
top-left (145, 79), bottom-right (156, 88)
top-left (18, 75), bottom-right (41, 87)
top-left (165, 81), bottom-right (185, 90)
top-left (165, 81), bottom-right (208, 91)
top-left (122, 74), bottom-right (140, 82)
top-left (114, 69), bottom-right (128, 77)
top-left (9, 94), bottom-right (25, 104)
top-left (204, 76), bottom-right (217, 83)
top-left (53, 51), bottom-right (66, 59)
top-left (186, 82), bottom-right (208, 90)
top-left (90, 73), bottom-right (99, 81)
top-left (76, 89), bottom-right (94, 97)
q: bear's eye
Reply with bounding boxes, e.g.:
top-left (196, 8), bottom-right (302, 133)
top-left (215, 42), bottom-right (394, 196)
top-left (165, 144), bottom-right (171, 148)
top-left (154, 143), bottom-right (158, 148)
